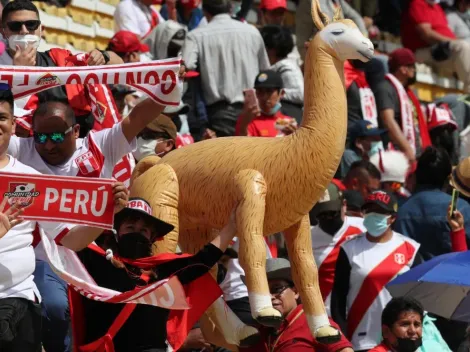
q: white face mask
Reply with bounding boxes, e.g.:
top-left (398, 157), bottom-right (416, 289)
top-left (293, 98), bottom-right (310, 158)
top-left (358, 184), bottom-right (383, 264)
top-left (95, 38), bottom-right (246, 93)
top-left (8, 33), bottom-right (41, 51)
top-left (132, 137), bottom-right (169, 161)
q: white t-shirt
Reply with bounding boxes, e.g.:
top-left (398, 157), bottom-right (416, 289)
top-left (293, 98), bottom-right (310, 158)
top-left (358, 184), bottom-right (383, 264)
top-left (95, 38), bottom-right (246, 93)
top-left (114, 0), bottom-right (166, 38)
top-left (0, 156), bottom-right (70, 302)
top-left (220, 237), bottom-right (272, 302)
top-left (7, 123), bottom-right (135, 260)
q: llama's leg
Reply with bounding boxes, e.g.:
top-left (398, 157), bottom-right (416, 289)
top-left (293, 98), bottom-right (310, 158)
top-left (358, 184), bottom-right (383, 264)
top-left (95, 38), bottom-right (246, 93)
top-left (179, 228), bottom-right (260, 347)
top-left (130, 162), bottom-right (179, 254)
top-left (283, 214), bottom-right (341, 344)
top-left (234, 169), bottom-right (282, 327)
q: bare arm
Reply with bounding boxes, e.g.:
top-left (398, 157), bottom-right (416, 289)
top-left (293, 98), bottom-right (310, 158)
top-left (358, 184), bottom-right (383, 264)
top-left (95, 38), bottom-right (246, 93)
top-left (209, 207), bottom-right (237, 252)
top-left (415, 23), bottom-right (455, 45)
top-left (380, 109), bottom-right (415, 162)
top-left (338, 348), bottom-right (354, 352)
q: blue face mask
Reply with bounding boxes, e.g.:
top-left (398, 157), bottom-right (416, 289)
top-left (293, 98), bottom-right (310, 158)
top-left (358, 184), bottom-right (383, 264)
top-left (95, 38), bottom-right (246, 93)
top-left (363, 212), bottom-right (391, 237)
top-left (368, 141), bottom-right (384, 157)
top-left (262, 102), bottom-right (282, 116)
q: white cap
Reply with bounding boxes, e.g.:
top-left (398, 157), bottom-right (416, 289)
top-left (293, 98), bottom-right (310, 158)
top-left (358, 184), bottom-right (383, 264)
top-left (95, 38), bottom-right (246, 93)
top-left (370, 150), bottom-right (409, 183)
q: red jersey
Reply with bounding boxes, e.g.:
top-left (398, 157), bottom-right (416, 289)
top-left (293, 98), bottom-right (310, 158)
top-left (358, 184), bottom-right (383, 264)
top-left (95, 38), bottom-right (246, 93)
top-left (401, 0), bottom-right (456, 51)
top-left (240, 305), bottom-right (352, 352)
top-left (235, 111), bottom-right (293, 137)
top-left (368, 342), bottom-right (391, 351)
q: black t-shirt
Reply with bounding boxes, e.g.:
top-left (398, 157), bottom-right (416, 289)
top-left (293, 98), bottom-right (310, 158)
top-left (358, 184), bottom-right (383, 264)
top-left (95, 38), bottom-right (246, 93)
top-left (374, 79), bottom-right (401, 126)
top-left (346, 82), bottom-right (364, 148)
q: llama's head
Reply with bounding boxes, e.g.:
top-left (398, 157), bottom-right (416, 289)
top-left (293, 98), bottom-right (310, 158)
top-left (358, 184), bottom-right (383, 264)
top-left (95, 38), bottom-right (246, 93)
top-left (311, 0), bottom-right (374, 62)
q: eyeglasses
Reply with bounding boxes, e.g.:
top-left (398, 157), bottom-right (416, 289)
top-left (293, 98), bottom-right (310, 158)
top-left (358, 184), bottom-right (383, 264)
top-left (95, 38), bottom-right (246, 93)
top-left (33, 126), bottom-right (73, 144)
top-left (6, 20), bottom-right (41, 32)
top-left (269, 285), bottom-right (291, 297)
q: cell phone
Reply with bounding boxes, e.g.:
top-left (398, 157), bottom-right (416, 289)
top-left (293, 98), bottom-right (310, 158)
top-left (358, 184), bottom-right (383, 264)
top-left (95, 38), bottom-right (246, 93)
top-left (243, 88), bottom-right (259, 110)
top-left (449, 188), bottom-right (460, 218)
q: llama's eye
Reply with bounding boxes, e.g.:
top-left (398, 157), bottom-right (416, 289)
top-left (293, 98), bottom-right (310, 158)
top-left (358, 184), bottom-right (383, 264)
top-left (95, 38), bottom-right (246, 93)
top-left (331, 29), bottom-right (344, 36)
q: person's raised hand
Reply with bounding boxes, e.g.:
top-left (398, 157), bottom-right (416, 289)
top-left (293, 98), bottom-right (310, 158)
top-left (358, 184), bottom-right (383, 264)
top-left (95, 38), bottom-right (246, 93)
top-left (112, 182), bottom-right (129, 214)
top-left (87, 49), bottom-right (106, 66)
top-left (0, 197), bottom-right (24, 239)
top-left (13, 44), bottom-right (37, 66)
top-left (203, 128), bottom-right (217, 140)
top-left (240, 101), bottom-right (260, 124)
top-left (180, 328), bottom-right (213, 351)
top-left (447, 203), bottom-right (464, 231)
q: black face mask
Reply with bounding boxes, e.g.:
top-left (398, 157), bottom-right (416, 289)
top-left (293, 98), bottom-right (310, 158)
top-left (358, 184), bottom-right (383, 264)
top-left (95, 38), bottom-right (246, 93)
top-left (395, 337), bottom-right (422, 352)
top-left (318, 214), bottom-right (344, 236)
top-left (117, 232), bottom-right (153, 260)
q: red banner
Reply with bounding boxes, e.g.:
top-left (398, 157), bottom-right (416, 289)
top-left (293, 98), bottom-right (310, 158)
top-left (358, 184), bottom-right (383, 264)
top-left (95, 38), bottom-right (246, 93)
top-left (0, 172), bottom-right (115, 229)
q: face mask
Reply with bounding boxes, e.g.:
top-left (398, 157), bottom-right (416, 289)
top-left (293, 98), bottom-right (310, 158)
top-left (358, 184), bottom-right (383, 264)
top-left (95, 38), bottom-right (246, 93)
top-left (368, 141), bottom-right (384, 157)
top-left (133, 138), bottom-right (169, 161)
top-left (262, 102), bottom-right (282, 116)
top-left (406, 72), bottom-right (417, 87)
top-left (8, 34), bottom-right (41, 51)
top-left (395, 337), bottom-right (422, 352)
top-left (363, 212), bottom-right (390, 237)
top-left (318, 215), bottom-right (344, 235)
top-left (117, 232), bottom-right (153, 259)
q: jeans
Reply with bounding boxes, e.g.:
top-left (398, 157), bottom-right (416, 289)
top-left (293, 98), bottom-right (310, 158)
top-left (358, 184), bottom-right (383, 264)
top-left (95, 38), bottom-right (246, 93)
top-left (33, 260), bottom-right (71, 352)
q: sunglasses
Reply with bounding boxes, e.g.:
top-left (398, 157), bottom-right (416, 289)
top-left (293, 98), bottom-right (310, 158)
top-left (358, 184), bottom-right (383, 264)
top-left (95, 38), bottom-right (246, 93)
top-left (33, 126), bottom-right (73, 144)
top-left (6, 20), bottom-right (41, 32)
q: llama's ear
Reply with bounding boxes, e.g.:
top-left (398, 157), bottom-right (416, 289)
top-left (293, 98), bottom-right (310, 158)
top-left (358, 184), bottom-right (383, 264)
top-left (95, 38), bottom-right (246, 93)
top-left (311, 0), bottom-right (329, 30)
top-left (333, 6), bottom-right (343, 22)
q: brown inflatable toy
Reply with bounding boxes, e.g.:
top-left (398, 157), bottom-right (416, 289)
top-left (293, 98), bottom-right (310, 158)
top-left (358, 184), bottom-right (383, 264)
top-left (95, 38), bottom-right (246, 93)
top-left (131, 0), bottom-right (374, 347)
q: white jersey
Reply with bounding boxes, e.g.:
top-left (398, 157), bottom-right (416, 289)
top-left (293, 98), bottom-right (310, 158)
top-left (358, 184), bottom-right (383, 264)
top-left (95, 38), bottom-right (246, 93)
top-left (0, 157), bottom-right (70, 302)
top-left (220, 237), bottom-right (272, 302)
top-left (342, 232), bottom-right (420, 351)
top-left (7, 123), bottom-right (135, 260)
top-left (311, 216), bottom-right (365, 315)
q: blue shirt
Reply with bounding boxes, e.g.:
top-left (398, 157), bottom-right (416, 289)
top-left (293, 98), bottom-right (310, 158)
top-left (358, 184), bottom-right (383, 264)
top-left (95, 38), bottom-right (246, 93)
top-left (160, 5), bottom-right (204, 31)
top-left (393, 187), bottom-right (470, 261)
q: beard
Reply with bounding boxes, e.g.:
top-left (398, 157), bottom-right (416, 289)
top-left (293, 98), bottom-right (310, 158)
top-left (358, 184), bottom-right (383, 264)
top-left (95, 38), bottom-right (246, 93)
top-left (406, 72), bottom-right (417, 87)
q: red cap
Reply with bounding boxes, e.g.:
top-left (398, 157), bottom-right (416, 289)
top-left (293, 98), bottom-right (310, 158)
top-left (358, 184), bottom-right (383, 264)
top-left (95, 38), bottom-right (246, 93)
top-left (108, 31), bottom-right (149, 54)
top-left (388, 48), bottom-right (416, 72)
top-left (260, 0), bottom-right (287, 10)
top-left (427, 103), bottom-right (458, 131)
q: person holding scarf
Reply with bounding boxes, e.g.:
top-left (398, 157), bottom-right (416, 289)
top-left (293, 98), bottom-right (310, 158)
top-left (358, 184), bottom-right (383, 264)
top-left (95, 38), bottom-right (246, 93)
top-left (72, 197), bottom-right (239, 352)
top-left (374, 48), bottom-right (432, 169)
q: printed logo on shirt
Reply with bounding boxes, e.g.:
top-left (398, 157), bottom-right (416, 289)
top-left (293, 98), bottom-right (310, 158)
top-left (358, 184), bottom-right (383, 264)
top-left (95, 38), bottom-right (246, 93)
top-left (75, 151), bottom-right (100, 175)
top-left (36, 73), bottom-right (61, 86)
top-left (4, 182), bottom-right (39, 207)
top-left (394, 253), bottom-right (406, 265)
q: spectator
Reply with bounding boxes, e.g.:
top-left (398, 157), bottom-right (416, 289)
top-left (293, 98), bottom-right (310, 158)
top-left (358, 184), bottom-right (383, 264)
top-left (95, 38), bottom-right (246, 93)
top-left (133, 114), bottom-right (177, 162)
top-left (344, 60), bottom-right (378, 132)
top-left (107, 30), bottom-right (150, 63)
top-left (343, 160), bottom-right (382, 199)
top-left (160, 0), bottom-right (207, 31)
top-left (343, 190), bottom-right (365, 218)
top-left (241, 258), bottom-right (354, 352)
top-left (369, 297), bottom-right (424, 352)
top-left (374, 49), bottom-right (431, 165)
top-left (295, 0), bottom-right (367, 61)
top-left (182, 0), bottom-right (270, 137)
top-left (427, 103), bottom-right (459, 163)
top-left (442, 0), bottom-right (470, 43)
top-left (348, 0), bottom-right (377, 31)
top-left (370, 150), bottom-right (411, 207)
top-left (114, 0), bottom-right (165, 38)
top-left (260, 25), bottom-right (304, 123)
top-left (310, 183), bottom-right (365, 315)
top-left (340, 120), bottom-right (386, 178)
top-left (143, 20), bottom-right (187, 60)
top-left (394, 146), bottom-right (470, 260)
top-left (259, 0), bottom-right (287, 25)
top-left (401, 0), bottom-right (470, 92)
top-left (330, 191), bottom-right (421, 352)
top-left (236, 70), bottom-right (297, 137)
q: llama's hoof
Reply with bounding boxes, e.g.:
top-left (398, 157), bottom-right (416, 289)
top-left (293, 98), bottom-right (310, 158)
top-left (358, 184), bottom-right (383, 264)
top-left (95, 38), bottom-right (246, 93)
top-left (314, 325), bottom-right (342, 344)
top-left (238, 326), bottom-right (261, 347)
top-left (255, 307), bottom-right (283, 328)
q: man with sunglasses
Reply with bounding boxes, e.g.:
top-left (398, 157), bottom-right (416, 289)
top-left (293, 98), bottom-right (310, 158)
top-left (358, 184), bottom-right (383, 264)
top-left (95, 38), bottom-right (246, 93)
top-left (240, 258), bottom-right (353, 352)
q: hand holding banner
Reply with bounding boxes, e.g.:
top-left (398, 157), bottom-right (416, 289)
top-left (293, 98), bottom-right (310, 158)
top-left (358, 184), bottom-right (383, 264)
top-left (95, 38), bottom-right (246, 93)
top-left (0, 172), bottom-right (115, 229)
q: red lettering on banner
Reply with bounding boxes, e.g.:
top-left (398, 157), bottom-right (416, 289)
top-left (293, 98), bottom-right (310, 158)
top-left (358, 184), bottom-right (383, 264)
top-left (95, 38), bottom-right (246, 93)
top-left (18, 75), bottom-right (29, 86)
top-left (161, 70), bottom-right (176, 95)
top-left (0, 74), bottom-right (13, 88)
top-left (0, 172), bottom-right (115, 229)
top-left (144, 71), bottom-right (159, 85)
top-left (113, 72), bottom-right (120, 84)
top-left (84, 73), bottom-right (100, 85)
top-left (126, 72), bottom-right (137, 85)
top-left (66, 74), bottom-right (82, 85)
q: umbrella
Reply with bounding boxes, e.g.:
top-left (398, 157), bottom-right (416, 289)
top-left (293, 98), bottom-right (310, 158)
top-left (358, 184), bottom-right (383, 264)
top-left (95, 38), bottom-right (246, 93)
top-left (387, 251), bottom-right (470, 322)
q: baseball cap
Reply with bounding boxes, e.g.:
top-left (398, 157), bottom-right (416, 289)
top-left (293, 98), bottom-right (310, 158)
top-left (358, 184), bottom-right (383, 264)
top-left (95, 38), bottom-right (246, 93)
top-left (362, 190), bottom-right (398, 214)
top-left (260, 0), bottom-right (287, 10)
top-left (350, 120), bottom-right (386, 141)
top-left (146, 114), bottom-right (177, 142)
top-left (108, 31), bottom-right (149, 54)
top-left (427, 104), bottom-right (458, 131)
top-left (388, 48), bottom-right (416, 72)
top-left (343, 190), bottom-right (364, 211)
top-left (114, 197), bottom-right (174, 241)
top-left (310, 183), bottom-right (343, 218)
top-left (254, 70), bottom-right (283, 89)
